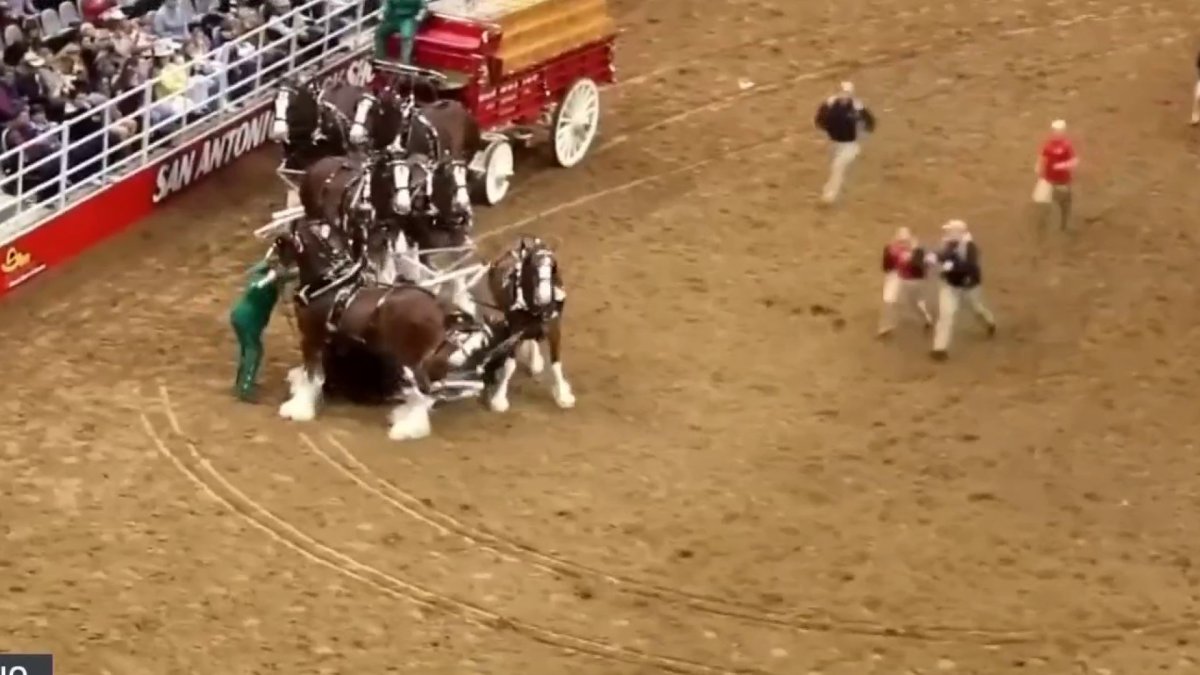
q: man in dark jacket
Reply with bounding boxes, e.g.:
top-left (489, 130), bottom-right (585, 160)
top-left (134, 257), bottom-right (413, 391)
top-left (930, 219), bottom-right (995, 360)
top-left (814, 80), bottom-right (876, 204)
top-left (14, 50), bottom-right (50, 109)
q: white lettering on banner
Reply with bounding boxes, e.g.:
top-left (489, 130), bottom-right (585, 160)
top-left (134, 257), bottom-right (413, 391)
top-left (311, 58), bottom-right (373, 90)
top-left (152, 109), bottom-right (275, 204)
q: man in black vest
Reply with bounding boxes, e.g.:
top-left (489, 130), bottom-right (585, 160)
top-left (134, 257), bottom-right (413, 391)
top-left (814, 81), bottom-right (876, 204)
top-left (930, 220), bottom-right (995, 360)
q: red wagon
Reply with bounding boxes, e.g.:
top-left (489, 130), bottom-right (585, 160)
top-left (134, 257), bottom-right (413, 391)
top-left (373, 0), bottom-right (618, 205)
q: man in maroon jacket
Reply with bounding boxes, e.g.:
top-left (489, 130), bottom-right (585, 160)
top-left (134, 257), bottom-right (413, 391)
top-left (877, 226), bottom-right (932, 337)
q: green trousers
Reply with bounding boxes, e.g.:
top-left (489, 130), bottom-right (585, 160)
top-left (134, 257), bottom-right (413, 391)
top-left (231, 307), bottom-right (266, 401)
top-left (375, 12), bottom-right (426, 63)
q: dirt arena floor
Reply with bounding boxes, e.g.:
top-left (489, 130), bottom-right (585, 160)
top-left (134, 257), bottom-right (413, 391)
top-left (3, 0), bottom-right (1200, 673)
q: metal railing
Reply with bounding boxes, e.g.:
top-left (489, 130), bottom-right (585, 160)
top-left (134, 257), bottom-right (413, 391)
top-left (0, 0), bottom-right (380, 244)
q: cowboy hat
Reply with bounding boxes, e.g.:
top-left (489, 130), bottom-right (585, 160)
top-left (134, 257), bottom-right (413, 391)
top-left (152, 38), bottom-right (179, 57)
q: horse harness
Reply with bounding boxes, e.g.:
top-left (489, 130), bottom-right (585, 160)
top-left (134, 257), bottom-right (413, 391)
top-left (504, 245), bottom-right (564, 323)
top-left (313, 84), bottom-right (356, 144)
top-left (394, 97), bottom-right (446, 161)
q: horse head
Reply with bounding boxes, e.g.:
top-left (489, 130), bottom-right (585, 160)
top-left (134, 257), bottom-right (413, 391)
top-left (428, 158), bottom-right (472, 226)
top-left (274, 220), bottom-right (356, 287)
top-left (515, 237), bottom-right (562, 316)
top-left (349, 83), bottom-right (415, 150)
top-left (271, 75), bottom-right (319, 142)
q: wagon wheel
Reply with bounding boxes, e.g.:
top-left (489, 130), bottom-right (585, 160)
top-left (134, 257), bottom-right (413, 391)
top-left (470, 138), bottom-right (514, 205)
top-left (551, 78), bottom-right (601, 168)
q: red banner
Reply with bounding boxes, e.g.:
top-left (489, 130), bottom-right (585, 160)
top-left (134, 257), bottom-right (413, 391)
top-left (0, 50), bottom-right (373, 299)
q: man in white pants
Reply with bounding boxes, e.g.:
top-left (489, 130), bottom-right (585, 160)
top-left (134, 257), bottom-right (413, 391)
top-left (1191, 49), bottom-right (1200, 125)
top-left (930, 220), bottom-right (995, 360)
top-left (814, 81), bottom-right (876, 204)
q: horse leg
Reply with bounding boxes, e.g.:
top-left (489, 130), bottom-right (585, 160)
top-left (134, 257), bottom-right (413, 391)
top-left (516, 339), bottom-right (544, 376)
top-left (485, 355), bottom-right (517, 413)
top-left (279, 333), bottom-right (325, 421)
top-left (544, 319), bottom-right (575, 409)
top-left (388, 364), bottom-right (435, 440)
top-left (448, 275), bottom-right (477, 317)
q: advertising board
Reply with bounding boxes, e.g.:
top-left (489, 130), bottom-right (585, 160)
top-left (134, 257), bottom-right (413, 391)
top-left (0, 49), bottom-right (373, 298)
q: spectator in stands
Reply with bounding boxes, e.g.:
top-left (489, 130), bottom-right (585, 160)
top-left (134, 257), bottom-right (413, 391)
top-left (217, 13), bottom-right (258, 103)
top-left (153, 0), bottom-right (195, 41)
top-left (15, 50), bottom-right (52, 109)
top-left (0, 2), bottom-right (20, 36)
top-left (148, 38), bottom-right (186, 135)
top-left (102, 9), bottom-right (153, 58)
top-left (38, 47), bottom-right (76, 103)
top-left (111, 50), bottom-right (145, 117)
top-left (262, 0), bottom-right (322, 64)
top-left (81, 0), bottom-right (117, 24)
top-left (183, 26), bottom-right (222, 113)
top-left (3, 107), bottom-right (59, 199)
top-left (0, 67), bottom-right (25, 122)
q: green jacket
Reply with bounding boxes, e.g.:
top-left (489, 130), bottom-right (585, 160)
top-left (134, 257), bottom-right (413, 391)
top-left (383, 0), bottom-right (426, 22)
top-left (232, 261), bottom-right (294, 329)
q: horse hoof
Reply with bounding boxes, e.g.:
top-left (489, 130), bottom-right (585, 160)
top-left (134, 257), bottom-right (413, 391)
top-left (553, 389), bottom-right (576, 410)
top-left (279, 398), bottom-right (316, 421)
top-left (487, 395), bottom-right (510, 413)
top-left (388, 421), bottom-right (431, 441)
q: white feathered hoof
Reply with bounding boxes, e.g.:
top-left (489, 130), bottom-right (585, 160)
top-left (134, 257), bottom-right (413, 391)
top-left (286, 366), bottom-right (305, 392)
top-left (552, 383), bottom-right (575, 410)
top-left (486, 391), bottom-right (510, 413)
top-left (388, 402), bottom-right (432, 441)
top-left (279, 395), bottom-right (316, 421)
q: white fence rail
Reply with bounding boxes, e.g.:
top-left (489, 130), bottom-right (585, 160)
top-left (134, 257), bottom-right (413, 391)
top-left (0, 0), bottom-right (379, 243)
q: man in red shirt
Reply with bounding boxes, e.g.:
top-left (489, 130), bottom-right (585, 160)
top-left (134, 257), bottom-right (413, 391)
top-left (1032, 119), bottom-right (1077, 231)
top-left (877, 226), bottom-right (932, 337)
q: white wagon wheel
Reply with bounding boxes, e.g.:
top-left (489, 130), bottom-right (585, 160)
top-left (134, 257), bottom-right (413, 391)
top-left (470, 138), bottom-right (514, 205)
top-left (551, 77), bottom-right (600, 168)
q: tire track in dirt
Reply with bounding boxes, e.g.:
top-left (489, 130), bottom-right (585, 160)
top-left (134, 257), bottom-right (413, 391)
top-left (307, 430), bottom-right (1198, 645)
top-left (137, 385), bottom-right (771, 675)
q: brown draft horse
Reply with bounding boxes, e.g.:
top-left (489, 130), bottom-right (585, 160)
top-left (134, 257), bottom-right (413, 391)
top-left (296, 152), bottom-right (474, 283)
top-left (482, 236), bottom-right (576, 412)
top-left (270, 75), bottom-right (369, 172)
top-left (271, 219), bottom-right (451, 440)
top-left (347, 74), bottom-right (485, 162)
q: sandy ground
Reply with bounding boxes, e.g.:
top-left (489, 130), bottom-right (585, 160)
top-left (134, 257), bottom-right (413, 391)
top-left (3, 0), bottom-right (1200, 673)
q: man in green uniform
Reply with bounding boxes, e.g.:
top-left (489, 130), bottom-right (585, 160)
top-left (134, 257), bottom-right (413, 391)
top-left (230, 259), bottom-right (297, 402)
top-left (375, 0), bottom-right (429, 64)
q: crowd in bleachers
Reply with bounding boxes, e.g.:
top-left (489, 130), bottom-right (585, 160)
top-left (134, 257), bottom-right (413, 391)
top-left (0, 0), bottom-right (349, 202)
